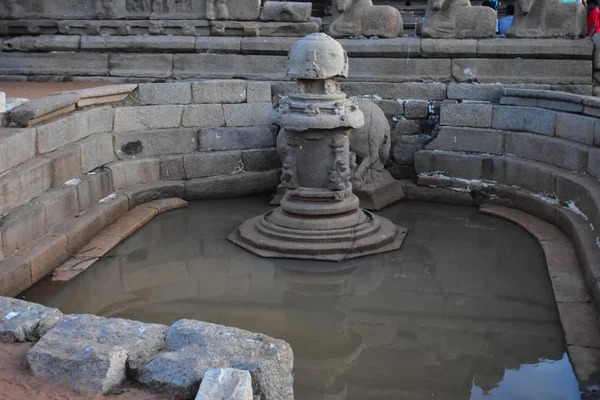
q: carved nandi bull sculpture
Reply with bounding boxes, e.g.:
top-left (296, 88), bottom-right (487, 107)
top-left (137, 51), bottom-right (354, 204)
top-left (328, 0), bottom-right (403, 38)
top-left (506, 0), bottom-right (586, 38)
top-left (421, 0), bottom-right (496, 39)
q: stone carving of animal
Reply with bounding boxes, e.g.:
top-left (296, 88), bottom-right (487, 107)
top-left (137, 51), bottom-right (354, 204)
top-left (328, 0), bottom-right (403, 38)
top-left (506, 0), bottom-right (586, 38)
top-left (421, 0), bottom-right (496, 39)
top-left (206, 0), bottom-right (229, 19)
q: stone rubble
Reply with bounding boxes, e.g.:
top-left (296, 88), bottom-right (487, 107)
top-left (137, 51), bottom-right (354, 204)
top-left (0, 297), bottom-right (62, 342)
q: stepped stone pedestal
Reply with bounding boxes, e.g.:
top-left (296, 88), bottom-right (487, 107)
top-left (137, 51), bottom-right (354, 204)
top-left (228, 33), bottom-right (407, 262)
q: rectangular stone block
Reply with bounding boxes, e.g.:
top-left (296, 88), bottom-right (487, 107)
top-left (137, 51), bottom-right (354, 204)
top-left (403, 100), bottom-right (428, 119)
top-left (184, 170), bottom-right (279, 199)
top-left (108, 158), bottom-right (160, 190)
top-left (477, 39), bottom-right (593, 59)
top-left (440, 103), bottom-right (492, 128)
top-left (500, 96), bottom-right (583, 113)
top-left (392, 119), bottom-right (423, 136)
top-left (421, 39), bottom-right (476, 58)
top-left (505, 158), bottom-right (560, 194)
top-left (555, 113), bottom-right (595, 145)
top-left (43, 145), bottom-right (82, 187)
top-left (339, 38), bottom-right (421, 58)
top-left (415, 150), bottom-right (505, 181)
top-left (20, 234), bottom-right (69, 284)
top-left (426, 126), bottom-right (504, 154)
top-left (84, 106), bottom-right (114, 134)
top-left (114, 128), bottom-right (198, 159)
top-left (0, 157), bottom-right (52, 215)
top-left (78, 133), bottom-right (114, 173)
top-left (240, 37), bottom-right (297, 55)
top-left (110, 54), bottom-right (173, 78)
top-left (81, 36), bottom-right (196, 53)
top-left (183, 151), bottom-right (244, 179)
top-left (589, 148), bottom-right (600, 181)
top-left (555, 174), bottom-right (600, 231)
top-left (0, 203), bottom-right (45, 257)
top-left (159, 155), bottom-right (186, 181)
top-left (192, 80), bottom-right (247, 104)
top-left (242, 148), bottom-right (280, 171)
top-left (0, 52), bottom-right (108, 76)
top-left (210, 20), bottom-right (318, 37)
top-left (452, 59), bottom-right (592, 85)
top-left (492, 106), bottom-right (556, 136)
top-left (199, 126), bottom-right (277, 151)
top-left (349, 58), bottom-right (451, 83)
top-left (447, 83), bottom-right (506, 102)
top-left (505, 132), bottom-right (588, 172)
top-left (181, 104), bottom-right (225, 128)
top-left (37, 186), bottom-right (79, 232)
top-left (53, 206), bottom-right (105, 255)
top-left (75, 170), bottom-right (113, 211)
top-left (138, 83), bottom-right (192, 105)
top-left (223, 103), bottom-right (272, 127)
top-left (36, 112), bottom-right (88, 154)
top-left (42, 0), bottom-right (96, 19)
top-left (247, 82), bottom-right (272, 103)
top-left (340, 82), bottom-right (447, 101)
top-left (173, 54), bottom-right (287, 80)
top-left (113, 105), bottom-right (183, 132)
top-left (2, 36), bottom-right (80, 52)
top-left (0, 128), bottom-right (36, 175)
top-left (0, 256), bottom-right (32, 298)
top-left (196, 37), bottom-right (242, 54)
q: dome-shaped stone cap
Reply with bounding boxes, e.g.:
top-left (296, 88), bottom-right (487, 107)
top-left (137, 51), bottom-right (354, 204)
top-left (287, 33), bottom-right (349, 80)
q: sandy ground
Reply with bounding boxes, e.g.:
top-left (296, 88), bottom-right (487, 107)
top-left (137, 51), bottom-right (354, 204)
top-left (0, 82), bottom-right (112, 99)
top-left (0, 343), bottom-right (173, 400)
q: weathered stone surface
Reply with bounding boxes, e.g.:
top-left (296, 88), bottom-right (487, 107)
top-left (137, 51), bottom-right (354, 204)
top-left (0, 157), bottom-right (52, 215)
top-left (426, 126), bottom-right (504, 154)
top-left (184, 170), bottom-right (280, 199)
top-left (421, 39), bottom-right (476, 58)
top-left (113, 105), bottom-right (183, 132)
top-left (477, 39), bottom-right (592, 59)
top-left (403, 100), bottom-right (429, 119)
top-left (568, 345), bottom-right (600, 386)
top-left (110, 54), bottom-right (173, 78)
top-left (0, 128), bottom-right (35, 175)
top-left (505, 158), bottom-right (560, 194)
top-left (452, 59), bottom-right (591, 85)
top-left (0, 256), bottom-right (31, 298)
top-left (240, 37), bottom-right (297, 55)
top-left (223, 103), bottom-right (272, 127)
top-left (28, 314), bottom-right (167, 394)
top-left (208, 0), bottom-right (261, 20)
top-left (140, 198), bottom-right (188, 214)
top-left (541, 238), bottom-right (590, 303)
top-left (159, 156), bottom-right (186, 181)
top-left (108, 158), bottom-right (160, 190)
top-left (196, 37), bottom-right (242, 53)
top-left (138, 83), bottom-right (192, 105)
top-left (210, 20), bottom-right (320, 37)
top-left (192, 80), bottom-right (247, 104)
top-left (174, 54), bottom-right (287, 80)
top-left (350, 58), bottom-right (451, 83)
top-left (392, 135), bottom-right (433, 165)
top-left (558, 303), bottom-right (600, 348)
top-left (0, 297), bottom-right (62, 342)
top-left (2, 36), bottom-right (80, 52)
top-left (115, 128), bottom-right (198, 159)
top-left (20, 233), bottom-right (69, 283)
top-left (84, 106), bottom-right (114, 134)
top-left (492, 105), bottom-right (556, 136)
top-left (183, 151), bottom-right (244, 179)
top-left (440, 103), bottom-right (492, 128)
top-left (196, 368), bottom-right (253, 400)
top-left (555, 174), bottom-right (600, 231)
top-left (0, 53), bottom-right (109, 77)
top-left (182, 104), bottom-right (225, 128)
top-left (555, 113), bottom-right (595, 145)
top-left (43, 145), bottom-right (82, 187)
top-left (505, 132), bottom-right (588, 172)
top-left (260, 1), bottom-right (311, 22)
top-left (4, 93), bottom-right (78, 128)
top-left (247, 82), bottom-right (272, 103)
top-left (515, 188), bottom-right (560, 224)
top-left (199, 126), bottom-right (277, 151)
top-left (339, 37), bottom-right (421, 58)
top-left (500, 96), bottom-right (583, 113)
top-left (74, 170), bottom-right (113, 211)
top-left (36, 112), bottom-right (87, 154)
top-left (343, 82), bottom-right (448, 100)
top-left (422, 2), bottom-right (496, 39)
top-left (81, 36), bottom-right (196, 53)
top-left (37, 186), bottom-right (79, 232)
top-left (78, 133), bottom-right (114, 173)
top-left (447, 83), bottom-right (506, 102)
top-left (120, 182), bottom-right (185, 207)
top-left (415, 150), bottom-right (505, 181)
top-left (137, 319), bottom-right (293, 399)
top-left (506, 0), bottom-right (587, 38)
top-left (392, 119), bottom-right (423, 136)
top-left (242, 148), bottom-right (280, 171)
top-left (329, 1), bottom-right (402, 38)
top-left (0, 202), bottom-right (45, 258)
top-left (589, 148), bottom-right (600, 181)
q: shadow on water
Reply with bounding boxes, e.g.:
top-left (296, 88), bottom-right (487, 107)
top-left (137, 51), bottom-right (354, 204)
top-left (22, 197), bottom-right (583, 400)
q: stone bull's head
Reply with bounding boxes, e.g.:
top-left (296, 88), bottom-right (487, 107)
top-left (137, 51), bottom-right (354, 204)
top-left (335, 0), bottom-right (352, 12)
top-left (518, 0), bottom-right (534, 13)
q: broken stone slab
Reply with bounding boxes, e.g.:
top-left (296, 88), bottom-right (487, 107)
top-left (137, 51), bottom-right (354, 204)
top-left (260, 1), bottom-right (312, 22)
top-left (137, 319), bottom-right (294, 399)
top-left (4, 93), bottom-right (79, 127)
top-left (195, 368), bottom-right (253, 400)
top-left (27, 314), bottom-right (168, 394)
top-left (210, 19), bottom-right (321, 37)
top-left (0, 297), bottom-right (62, 342)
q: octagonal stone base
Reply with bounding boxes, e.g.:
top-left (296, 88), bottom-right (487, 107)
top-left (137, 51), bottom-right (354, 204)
top-left (228, 208), bottom-right (407, 265)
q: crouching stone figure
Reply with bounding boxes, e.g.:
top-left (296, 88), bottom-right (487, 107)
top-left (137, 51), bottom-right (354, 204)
top-left (506, 0), bottom-right (586, 38)
top-left (422, 0), bottom-right (496, 39)
top-left (328, 0), bottom-right (403, 38)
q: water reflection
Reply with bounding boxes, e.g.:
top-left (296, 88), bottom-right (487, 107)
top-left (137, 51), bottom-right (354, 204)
top-left (22, 198), bottom-right (581, 400)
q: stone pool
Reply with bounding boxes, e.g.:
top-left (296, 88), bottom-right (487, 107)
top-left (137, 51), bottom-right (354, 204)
top-left (22, 197), bottom-right (581, 400)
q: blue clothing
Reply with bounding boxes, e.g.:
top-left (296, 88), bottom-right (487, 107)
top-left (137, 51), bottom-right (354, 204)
top-left (498, 15), bottom-right (513, 35)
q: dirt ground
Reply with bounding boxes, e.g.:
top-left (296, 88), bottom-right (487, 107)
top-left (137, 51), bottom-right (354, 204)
top-left (0, 82), bottom-right (112, 99)
top-left (0, 343), bottom-right (173, 400)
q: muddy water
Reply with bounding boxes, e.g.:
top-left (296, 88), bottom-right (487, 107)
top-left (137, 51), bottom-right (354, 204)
top-left (23, 198), bottom-right (581, 400)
